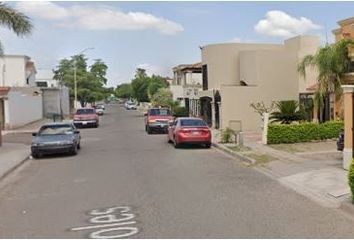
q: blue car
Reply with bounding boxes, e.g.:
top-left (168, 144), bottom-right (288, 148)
top-left (31, 122), bottom-right (81, 158)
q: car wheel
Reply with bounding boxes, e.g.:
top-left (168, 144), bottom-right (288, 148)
top-left (77, 142), bottom-right (81, 149)
top-left (174, 137), bottom-right (180, 148)
top-left (71, 145), bottom-right (78, 155)
top-left (32, 152), bottom-right (40, 159)
top-left (205, 143), bottom-right (211, 149)
top-left (147, 126), bottom-right (152, 134)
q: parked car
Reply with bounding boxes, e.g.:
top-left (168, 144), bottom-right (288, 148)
top-left (96, 103), bottom-right (105, 110)
top-left (95, 104), bottom-right (105, 115)
top-left (73, 108), bottom-right (99, 128)
top-left (31, 122), bottom-right (81, 158)
top-left (337, 130), bottom-right (344, 151)
top-left (145, 108), bottom-right (174, 134)
top-left (167, 117), bottom-right (211, 148)
top-left (125, 102), bottom-right (137, 110)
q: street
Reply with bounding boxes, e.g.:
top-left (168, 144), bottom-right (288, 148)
top-left (1, 104), bottom-right (354, 238)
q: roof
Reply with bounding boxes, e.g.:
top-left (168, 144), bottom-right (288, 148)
top-left (173, 62), bottom-right (202, 72)
top-left (337, 17), bottom-right (354, 26)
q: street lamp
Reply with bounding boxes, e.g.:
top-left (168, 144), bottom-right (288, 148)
top-left (74, 47), bottom-right (94, 109)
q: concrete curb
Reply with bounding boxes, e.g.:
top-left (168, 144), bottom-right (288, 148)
top-left (0, 154), bottom-right (30, 182)
top-left (212, 142), bottom-right (256, 165)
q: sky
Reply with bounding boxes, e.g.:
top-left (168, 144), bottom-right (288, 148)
top-left (2, 1), bottom-right (354, 87)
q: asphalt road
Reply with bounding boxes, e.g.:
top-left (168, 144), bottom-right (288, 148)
top-left (1, 104), bottom-right (354, 238)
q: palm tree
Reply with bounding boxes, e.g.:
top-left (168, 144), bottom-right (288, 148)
top-left (0, 2), bottom-right (33, 53)
top-left (298, 39), bottom-right (354, 122)
top-left (270, 100), bottom-right (305, 124)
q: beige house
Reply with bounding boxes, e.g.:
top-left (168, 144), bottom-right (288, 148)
top-left (198, 35), bottom-right (320, 131)
top-left (170, 63), bottom-right (202, 116)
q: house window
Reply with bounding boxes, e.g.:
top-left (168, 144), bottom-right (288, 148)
top-left (202, 64), bottom-right (208, 90)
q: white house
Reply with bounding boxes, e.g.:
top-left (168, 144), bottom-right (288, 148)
top-left (170, 63), bottom-right (202, 116)
top-left (0, 55), bottom-right (43, 130)
top-left (36, 69), bottom-right (59, 88)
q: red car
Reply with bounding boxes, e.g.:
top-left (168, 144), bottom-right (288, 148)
top-left (73, 108), bottom-right (99, 128)
top-left (145, 108), bottom-right (174, 134)
top-left (167, 117), bottom-right (211, 148)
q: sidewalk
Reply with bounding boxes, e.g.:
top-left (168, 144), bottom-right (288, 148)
top-left (0, 143), bottom-right (30, 180)
top-left (0, 118), bottom-right (53, 180)
top-left (212, 129), bottom-right (351, 208)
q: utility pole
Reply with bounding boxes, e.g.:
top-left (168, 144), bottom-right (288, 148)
top-left (73, 47), bottom-right (94, 110)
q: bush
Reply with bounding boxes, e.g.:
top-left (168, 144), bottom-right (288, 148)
top-left (172, 106), bottom-right (189, 118)
top-left (267, 121), bottom-right (343, 144)
top-left (349, 160), bottom-right (354, 203)
top-left (221, 127), bottom-right (235, 143)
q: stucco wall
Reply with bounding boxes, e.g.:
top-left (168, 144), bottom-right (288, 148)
top-left (5, 89), bottom-right (43, 129)
top-left (170, 85), bottom-right (184, 100)
top-left (202, 43), bottom-right (283, 89)
top-left (0, 56), bottom-right (28, 87)
top-left (221, 49), bottom-right (300, 131)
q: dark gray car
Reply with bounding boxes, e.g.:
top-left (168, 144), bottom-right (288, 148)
top-left (31, 122), bottom-right (81, 158)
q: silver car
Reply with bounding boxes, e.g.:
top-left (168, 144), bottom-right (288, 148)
top-left (31, 122), bottom-right (81, 158)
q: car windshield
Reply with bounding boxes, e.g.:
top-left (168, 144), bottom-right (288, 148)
top-left (149, 109), bottom-right (171, 116)
top-left (76, 109), bottom-right (95, 115)
top-left (180, 119), bottom-right (207, 127)
top-left (38, 125), bottom-right (74, 136)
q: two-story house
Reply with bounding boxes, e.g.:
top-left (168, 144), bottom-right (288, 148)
top-left (198, 35), bottom-right (320, 130)
top-left (170, 63), bottom-right (202, 116)
top-left (0, 55), bottom-right (43, 130)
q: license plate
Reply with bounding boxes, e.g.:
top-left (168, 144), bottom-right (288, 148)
top-left (192, 131), bottom-right (201, 135)
top-left (82, 121), bottom-right (87, 125)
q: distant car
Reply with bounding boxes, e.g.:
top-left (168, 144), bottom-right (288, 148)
top-left (145, 108), bottom-right (174, 134)
top-left (96, 103), bottom-right (105, 110)
top-left (31, 122), bottom-right (81, 158)
top-left (125, 102), bottom-right (137, 110)
top-left (167, 117), bottom-right (211, 148)
top-left (95, 104), bottom-right (105, 115)
top-left (337, 130), bottom-right (344, 151)
top-left (95, 107), bottom-right (104, 115)
top-left (73, 108), bottom-right (99, 128)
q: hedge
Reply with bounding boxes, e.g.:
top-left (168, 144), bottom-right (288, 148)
top-left (267, 121), bottom-right (343, 144)
top-left (349, 159), bottom-right (354, 203)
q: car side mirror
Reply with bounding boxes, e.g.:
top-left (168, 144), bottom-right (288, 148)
top-left (74, 130), bottom-right (80, 134)
top-left (32, 132), bottom-right (37, 136)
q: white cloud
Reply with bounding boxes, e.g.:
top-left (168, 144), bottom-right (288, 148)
top-left (254, 10), bottom-right (321, 38)
top-left (136, 63), bottom-right (171, 77)
top-left (16, 2), bottom-right (184, 35)
top-left (16, 2), bottom-right (69, 20)
top-left (231, 37), bottom-right (242, 43)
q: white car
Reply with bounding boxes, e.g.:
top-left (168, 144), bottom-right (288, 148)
top-left (95, 107), bottom-right (104, 115)
top-left (125, 102), bottom-right (137, 110)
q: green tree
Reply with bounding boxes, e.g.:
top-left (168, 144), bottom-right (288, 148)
top-left (115, 83), bottom-right (132, 99)
top-left (131, 68), bottom-right (150, 102)
top-left (53, 54), bottom-right (110, 107)
top-left (150, 88), bottom-right (173, 107)
top-left (270, 100), bottom-right (305, 124)
top-left (298, 39), bottom-right (354, 122)
top-left (148, 75), bottom-right (169, 98)
top-left (0, 2), bottom-right (33, 53)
